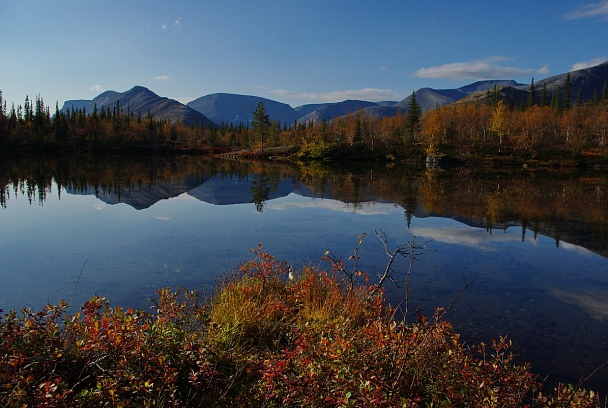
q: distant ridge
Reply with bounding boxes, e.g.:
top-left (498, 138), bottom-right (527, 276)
top-left (297, 100), bottom-right (380, 124)
top-left (187, 93), bottom-right (301, 126)
top-left (456, 62), bottom-right (608, 106)
top-left (61, 86), bottom-right (217, 128)
top-left (524, 61), bottom-right (608, 103)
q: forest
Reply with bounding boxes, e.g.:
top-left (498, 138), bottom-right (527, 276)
top-left (0, 86), bottom-right (607, 166)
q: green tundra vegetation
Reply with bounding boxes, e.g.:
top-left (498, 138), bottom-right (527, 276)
top-left (1, 88), bottom-right (607, 166)
top-left (0, 245), bottom-right (601, 406)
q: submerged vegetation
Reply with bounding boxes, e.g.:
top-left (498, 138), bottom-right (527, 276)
top-left (0, 243), bottom-right (601, 406)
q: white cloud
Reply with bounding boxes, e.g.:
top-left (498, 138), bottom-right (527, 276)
top-left (162, 19), bottom-right (182, 31)
top-left (415, 57), bottom-right (547, 80)
top-left (537, 64), bottom-right (550, 75)
top-left (571, 57), bottom-right (608, 70)
top-left (154, 75), bottom-right (171, 81)
top-left (566, 1), bottom-right (608, 20)
top-left (269, 88), bottom-right (404, 103)
top-left (90, 84), bottom-right (103, 93)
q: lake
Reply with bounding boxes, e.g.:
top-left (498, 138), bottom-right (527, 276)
top-left (1, 154), bottom-right (607, 393)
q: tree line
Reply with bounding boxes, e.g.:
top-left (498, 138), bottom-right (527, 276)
top-left (1, 82), bottom-right (607, 162)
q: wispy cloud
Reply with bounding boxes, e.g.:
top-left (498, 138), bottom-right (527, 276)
top-left (571, 57), bottom-right (607, 70)
top-left (161, 19), bottom-right (182, 31)
top-left (90, 84), bottom-right (103, 93)
top-left (269, 88), bottom-right (403, 103)
top-left (565, 0), bottom-right (608, 20)
top-left (154, 75), bottom-right (171, 81)
top-left (415, 57), bottom-right (547, 80)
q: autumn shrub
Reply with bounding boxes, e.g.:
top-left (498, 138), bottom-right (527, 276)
top-left (0, 244), bottom-right (601, 407)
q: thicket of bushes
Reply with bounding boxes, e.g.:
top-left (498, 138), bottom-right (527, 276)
top-left (0, 245), bottom-right (600, 407)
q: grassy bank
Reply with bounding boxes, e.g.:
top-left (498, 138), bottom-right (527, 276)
top-left (0, 245), bottom-right (600, 407)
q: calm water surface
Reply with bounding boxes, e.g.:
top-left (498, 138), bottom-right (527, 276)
top-left (1, 154), bottom-right (607, 393)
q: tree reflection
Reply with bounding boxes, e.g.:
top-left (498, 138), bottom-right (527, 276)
top-left (1, 155), bottom-right (607, 256)
top-left (250, 172), bottom-right (271, 212)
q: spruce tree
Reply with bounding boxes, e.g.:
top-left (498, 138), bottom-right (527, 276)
top-left (540, 82), bottom-right (548, 107)
top-left (252, 101), bottom-right (270, 152)
top-left (526, 77), bottom-right (536, 109)
top-left (551, 89), bottom-right (561, 111)
top-left (405, 91), bottom-right (421, 142)
top-left (491, 85), bottom-right (500, 107)
top-left (564, 73), bottom-right (571, 110)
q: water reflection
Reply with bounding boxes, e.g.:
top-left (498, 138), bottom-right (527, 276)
top-left (1, 154), bottom-right (608, 392)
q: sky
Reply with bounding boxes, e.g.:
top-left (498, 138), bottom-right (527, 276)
top-left (1, 1), bottom-right (608, 109)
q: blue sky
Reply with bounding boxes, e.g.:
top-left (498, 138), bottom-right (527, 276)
top-left (1, 1), bottom-right (607, 109)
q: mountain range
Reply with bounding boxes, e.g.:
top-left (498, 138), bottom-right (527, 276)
top-left (61, 62), bottom-right (608, 127)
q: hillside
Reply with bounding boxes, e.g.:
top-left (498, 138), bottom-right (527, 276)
top-left (61, 86), bottom-right (217, 128)
top-left (528, 61), bottom-right (608, 103)
top-left (394, 80), bottom-right (524, 112)
top-left (297, 100), bottom-right (380, 123)
top-left (456, 62), bottom-right (608, 106)
top-left (187, 93), bottom-right (301, 126)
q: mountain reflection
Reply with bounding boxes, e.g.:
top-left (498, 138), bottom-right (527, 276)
top-left (1, 154), bottom-right (607, 256)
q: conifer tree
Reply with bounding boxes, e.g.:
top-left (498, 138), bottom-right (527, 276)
top-left (540, 82), bottom-right (548, 107)
top-left (252, 101), bottom-right (270, 152)
top-left (526, 77), bottom-right (535, 109)
top-left (564, 73), bottom-right (571, 110)
top-left (405, 91), bottom-right (421, 142)
top-left (551, 90), bottom-right (561, 111)
top-left (491, 85), bottom-right (500, 107)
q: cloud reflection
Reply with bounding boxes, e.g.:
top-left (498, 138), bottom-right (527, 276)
top-left (410, 225), bottom-right (520, 250)
top-left (559, 241), bottom-right (594, 256)
top-left (552, 289), bottom-right (608, 321)
top-left (267, 196), bottom-right (400, 215)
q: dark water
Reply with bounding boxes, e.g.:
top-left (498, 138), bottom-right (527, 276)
top-left (1, 154), bottom-right (607, 394)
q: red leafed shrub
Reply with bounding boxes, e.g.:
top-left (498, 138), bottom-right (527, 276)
top-left (0, 245), bottom-right (601, 407)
